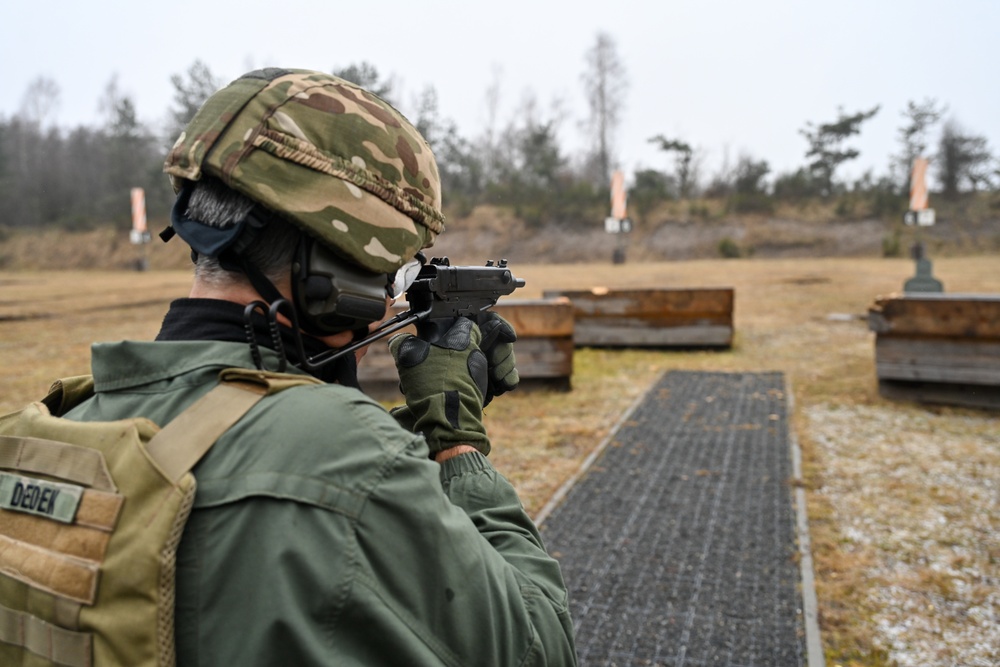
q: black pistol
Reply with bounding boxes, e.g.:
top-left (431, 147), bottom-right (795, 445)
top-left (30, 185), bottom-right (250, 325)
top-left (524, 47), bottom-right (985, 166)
top-left (404, 258), bottom-right (525, 343)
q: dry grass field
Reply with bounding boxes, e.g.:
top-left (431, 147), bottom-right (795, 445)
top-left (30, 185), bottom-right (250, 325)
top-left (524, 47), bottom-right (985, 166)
top-left (1, 255), bottom-right (997, 666)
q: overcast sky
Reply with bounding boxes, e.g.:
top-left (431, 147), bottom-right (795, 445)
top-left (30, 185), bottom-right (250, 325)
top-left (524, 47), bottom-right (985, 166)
top-left (3, 0), bottom-right (997, 185)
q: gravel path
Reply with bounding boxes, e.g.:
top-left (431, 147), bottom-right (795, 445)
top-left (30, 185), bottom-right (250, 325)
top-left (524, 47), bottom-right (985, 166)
top-left (806, 403), bottom-right (999, 667)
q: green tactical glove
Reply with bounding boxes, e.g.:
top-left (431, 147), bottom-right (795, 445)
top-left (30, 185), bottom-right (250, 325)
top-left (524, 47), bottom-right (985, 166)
top-left (479, 313), bottom-right (519, 406)
top-left (388, 317), bottom-right (491, 456)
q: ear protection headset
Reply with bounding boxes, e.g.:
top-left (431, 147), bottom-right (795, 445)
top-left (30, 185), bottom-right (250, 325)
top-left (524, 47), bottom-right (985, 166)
top-left (291, 235), bottom-right (390, 335)
top-left (165, 182), bottom-right (391, 336)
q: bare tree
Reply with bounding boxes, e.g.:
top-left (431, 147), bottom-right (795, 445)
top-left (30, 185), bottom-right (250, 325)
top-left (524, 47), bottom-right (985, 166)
top-left (477, 65), bottom-right (504, 185)
top-left (19, 76), bottom-right (61, 127)
top-left (581, 32), bottom-right (627, 186)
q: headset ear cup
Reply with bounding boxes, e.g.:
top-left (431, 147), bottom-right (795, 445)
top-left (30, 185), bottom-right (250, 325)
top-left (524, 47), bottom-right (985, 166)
top-left (292, 234), bottom-right (337, 336)
top-left (290, 234), bottom-right (391, 336)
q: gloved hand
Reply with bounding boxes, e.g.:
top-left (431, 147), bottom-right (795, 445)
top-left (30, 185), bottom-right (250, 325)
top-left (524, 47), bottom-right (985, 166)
top-left (479, 313), bottom-right (519, 406)
top-left (388, 317), bottom-right (491, 456)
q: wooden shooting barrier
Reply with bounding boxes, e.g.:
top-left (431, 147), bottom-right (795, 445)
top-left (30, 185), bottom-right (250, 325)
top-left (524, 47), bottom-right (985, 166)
top-left (868, 293), bottom-right (1000, 410)
top-left (542, 287), bottom-right (734, 349)
top-left (357, 297), bottom-right (575, 399)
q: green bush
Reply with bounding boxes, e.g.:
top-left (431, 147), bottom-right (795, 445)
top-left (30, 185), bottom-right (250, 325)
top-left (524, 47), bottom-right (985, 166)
top-left (882, 230), bottom-right (902, 257)
top-left (718, 237), bottom-right (743, 258)
top-left (835, 196), bottom-right (856, 219)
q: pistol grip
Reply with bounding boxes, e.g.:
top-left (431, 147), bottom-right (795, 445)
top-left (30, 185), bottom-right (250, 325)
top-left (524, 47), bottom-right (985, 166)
top-left (416, 317), bottom-right (458, 345)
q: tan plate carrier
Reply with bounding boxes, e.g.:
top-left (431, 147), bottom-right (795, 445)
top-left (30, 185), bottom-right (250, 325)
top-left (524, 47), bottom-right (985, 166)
top-left (0, 368), bottom-right (319, 667)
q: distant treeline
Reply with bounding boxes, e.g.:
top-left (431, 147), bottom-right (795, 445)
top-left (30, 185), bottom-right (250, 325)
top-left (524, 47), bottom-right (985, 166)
top-left (2, 53), bottom-right (998, 233)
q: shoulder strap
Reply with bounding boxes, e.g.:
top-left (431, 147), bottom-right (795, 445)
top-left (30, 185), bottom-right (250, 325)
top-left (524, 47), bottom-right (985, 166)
top-left (145, 368), bottom-right (320, 483)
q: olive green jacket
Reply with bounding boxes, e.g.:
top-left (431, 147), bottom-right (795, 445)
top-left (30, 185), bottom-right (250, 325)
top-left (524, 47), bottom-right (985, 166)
top-left (65, 340), bottom-right (577, 666)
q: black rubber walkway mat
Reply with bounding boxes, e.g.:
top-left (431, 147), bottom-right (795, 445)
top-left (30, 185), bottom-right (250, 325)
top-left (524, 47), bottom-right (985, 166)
top-left (540, 370), bottom-right (805, 667)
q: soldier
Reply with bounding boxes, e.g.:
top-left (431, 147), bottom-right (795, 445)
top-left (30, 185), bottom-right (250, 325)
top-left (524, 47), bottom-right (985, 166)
top-left (63, 68), bottom-right (577, 665)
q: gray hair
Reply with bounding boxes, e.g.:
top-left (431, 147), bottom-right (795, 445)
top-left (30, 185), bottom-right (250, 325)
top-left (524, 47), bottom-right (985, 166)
top-left (185, 176), bottom-right (299, 286)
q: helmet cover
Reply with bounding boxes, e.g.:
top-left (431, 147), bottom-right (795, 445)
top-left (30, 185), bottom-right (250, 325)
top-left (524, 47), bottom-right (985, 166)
top-left (164, 68), bottom-right (444, 273)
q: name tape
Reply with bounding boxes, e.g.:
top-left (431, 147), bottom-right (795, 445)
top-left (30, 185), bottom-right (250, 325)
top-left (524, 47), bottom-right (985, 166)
top-left (0, 472), bottom-right (85, 524)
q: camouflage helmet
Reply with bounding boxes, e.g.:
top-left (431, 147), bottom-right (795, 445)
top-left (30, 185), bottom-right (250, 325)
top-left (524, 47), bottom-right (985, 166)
top-left (163, 68), bottom-right (444, 273)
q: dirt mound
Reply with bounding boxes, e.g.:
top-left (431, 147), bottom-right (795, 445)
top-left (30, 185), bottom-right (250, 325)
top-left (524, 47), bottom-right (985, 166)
top-left (2, 202), bottom-right (997, 270)
top-left (432, 212), bottom-right (999, 266)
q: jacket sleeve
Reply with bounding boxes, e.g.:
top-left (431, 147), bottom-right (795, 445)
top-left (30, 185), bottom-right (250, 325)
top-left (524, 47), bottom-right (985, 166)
top-left (348, 429), bottom-right (578, 667)
top-left (440, 451), bottom-right (578, 663)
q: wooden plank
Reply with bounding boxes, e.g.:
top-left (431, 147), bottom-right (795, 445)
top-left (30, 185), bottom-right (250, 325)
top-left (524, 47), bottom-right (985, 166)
top-left (868, 293), bottom-right (1000, 409)
top-left (573, 323), bottom-right (733, 348)
top-left (494, 337), bottom-right (574, 378)
top-left (494, 298), bottom-right (575, 338)
top-left (868, 293), bottom-right (1000, 339)
top-left (544, 287), bottom-right (733, 319)
top-left (543, 287), bottom-right (734, 348)
top-left (874, 338), bottom-right (1000, 385)
top-left (878, 380), bottom-right (1000, 410)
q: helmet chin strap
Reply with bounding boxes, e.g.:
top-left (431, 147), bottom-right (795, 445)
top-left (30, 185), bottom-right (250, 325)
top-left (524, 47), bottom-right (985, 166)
top-left (218, 244), bottom-right (286, 308)
top-left (229, 243), bottom-right (370, 344)
top-left (165, 183), bottom-right (292, 317)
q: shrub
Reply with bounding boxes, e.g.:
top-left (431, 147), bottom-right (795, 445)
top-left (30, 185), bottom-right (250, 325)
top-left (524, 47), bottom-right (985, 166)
top-left (718, 237), bottom-right (743, 258)
top-left (882, 230), bottom-right (902, 257)
top-left (835, 196), bottom-right (856, 219)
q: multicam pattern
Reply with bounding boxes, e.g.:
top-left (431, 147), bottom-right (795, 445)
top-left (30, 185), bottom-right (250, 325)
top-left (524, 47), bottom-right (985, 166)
top-left (164, 68), bottom-right (444, 273)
